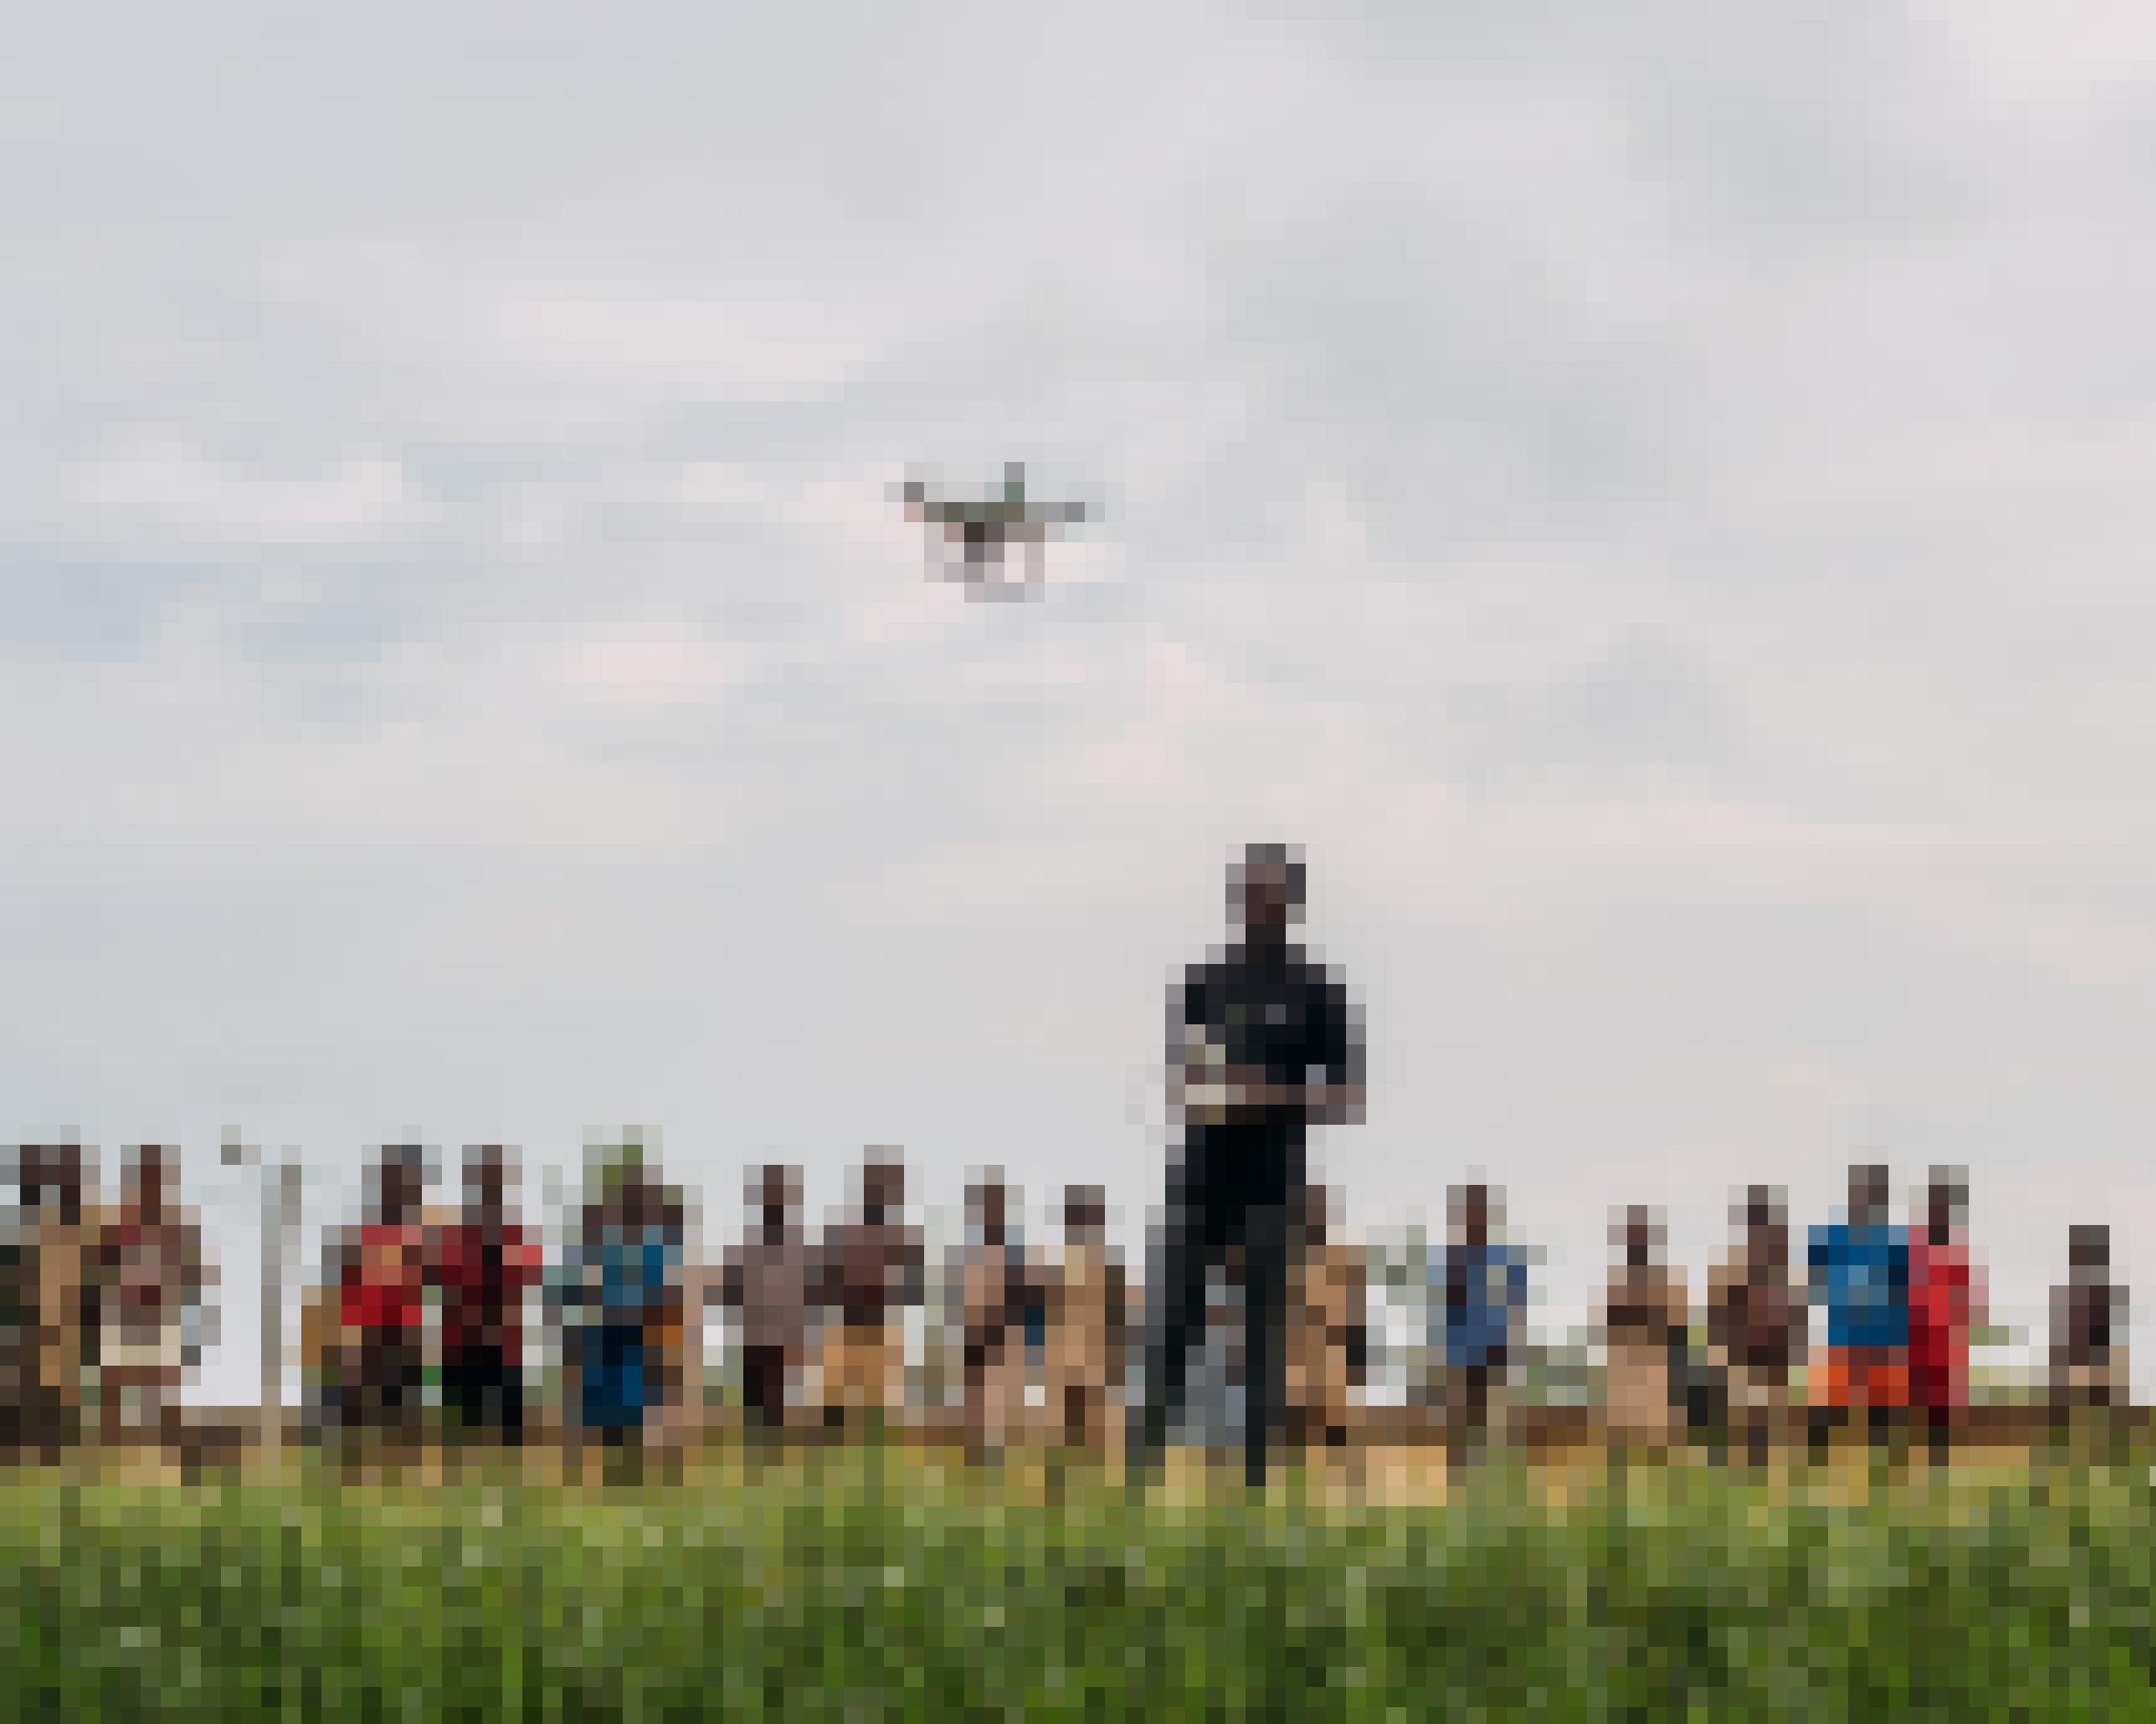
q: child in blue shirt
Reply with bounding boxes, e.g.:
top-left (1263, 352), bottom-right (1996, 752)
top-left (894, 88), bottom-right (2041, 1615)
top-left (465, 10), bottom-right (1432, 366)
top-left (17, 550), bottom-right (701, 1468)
top-left (1806, 1163), bottom-right (1911, 1455)
top-left (550, 1163), bottom-right (682, 1460)
top-left (1430, 1183), bottom-right (1528, 1466)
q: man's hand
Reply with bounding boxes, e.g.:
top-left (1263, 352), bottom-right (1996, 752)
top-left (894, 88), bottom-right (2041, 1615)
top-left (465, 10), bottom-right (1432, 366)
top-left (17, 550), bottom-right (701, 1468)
top-left (1171, 1064), bottom-right (1365, 1121)
top-left (1223, 1067), bottom-right (1366, 1120)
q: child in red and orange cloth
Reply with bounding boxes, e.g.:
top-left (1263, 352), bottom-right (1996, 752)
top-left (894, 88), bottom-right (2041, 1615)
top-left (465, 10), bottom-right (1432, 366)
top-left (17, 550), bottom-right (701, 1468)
top-left (1907, 1166), bottom-right (1986, 1465)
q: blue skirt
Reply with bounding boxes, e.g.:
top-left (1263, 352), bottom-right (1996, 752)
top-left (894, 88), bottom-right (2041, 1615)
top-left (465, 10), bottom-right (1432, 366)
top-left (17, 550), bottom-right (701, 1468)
top-left (580, 1324), bottom-right (649, 1431)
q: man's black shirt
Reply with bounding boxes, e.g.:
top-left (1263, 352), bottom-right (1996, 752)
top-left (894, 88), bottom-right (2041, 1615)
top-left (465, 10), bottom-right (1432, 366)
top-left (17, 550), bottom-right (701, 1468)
top-left (1169, 942), bottom-right (1360, 1207)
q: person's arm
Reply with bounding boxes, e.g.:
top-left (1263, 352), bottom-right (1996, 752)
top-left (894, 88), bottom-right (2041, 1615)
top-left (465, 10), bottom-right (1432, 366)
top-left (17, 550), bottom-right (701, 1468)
top-left (1107, 1260), bottom-right (1129, 1360)
top-left (185, 1223), bottom-right (218, 1361)
top-left (1344, 1252), bottom-right (1371, 1385)
top-left (1229, 1075), bottom-right (1367, 1117)
top-left (418, 1220), bottom-right (448, 1291)
top-left (1592, 1273), bottom-right (1620, 1344)
top-left (1663, 1274), bottom-right (1692, 1352)
top-left (40, 1227), bottom-right (83, 1393)
top-left (1232, 978), bottom-right (1367, 1121)
top-left (1028, 1250), bottom-right (1061, 1335)
top-left (961, 1254), bottom-right (1007, 1358)
top-left (323, 1226), bottom-right (358, 1366)
top-left (1164, 975), bottom-right (1216, 1118)
top-left (648, 1236), bottom-right (681, 1322)
top-left (935, 1249), bottom-right (964, 1367)
top-left (170, 1222), bottom-right (204, 1313)
top-left (1704, 1264), bottom-right (1733, 1356)
top-left (1307, 978), bottom-right (1368, 1122)
top-left (544, 1245), bottom-right (584, 1322)
top-left (674, 1271), bottom-right (709, 1433)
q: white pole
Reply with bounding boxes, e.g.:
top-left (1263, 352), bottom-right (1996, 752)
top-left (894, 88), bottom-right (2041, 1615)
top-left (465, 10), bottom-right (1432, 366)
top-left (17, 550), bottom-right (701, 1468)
top-left (260, 1154), bottom-right (301, 1466)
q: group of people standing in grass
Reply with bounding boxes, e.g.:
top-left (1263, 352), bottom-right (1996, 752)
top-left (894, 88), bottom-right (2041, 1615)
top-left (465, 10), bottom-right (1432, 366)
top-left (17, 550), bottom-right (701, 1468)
top-left (309, 1141), bottom-right (681, 1466)
top-left (291, 1137), bottom-right (1123, 1468)
top-left (0, 847), bottom-right (2138, 1481)
top-left (720, 1156), bottom-right (1127, 1464)
top-left (0, 1135), bottom-right (2133, 1475)
top-left (1438, 1162), bottom-right (2129, 1471)
top-left (0, 1143), bottom-right (211, 1460)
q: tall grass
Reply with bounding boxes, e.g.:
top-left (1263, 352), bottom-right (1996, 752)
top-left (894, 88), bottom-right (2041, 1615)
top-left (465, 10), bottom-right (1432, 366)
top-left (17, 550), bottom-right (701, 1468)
top-left (1, 1454), bottom-right (2151, 1719)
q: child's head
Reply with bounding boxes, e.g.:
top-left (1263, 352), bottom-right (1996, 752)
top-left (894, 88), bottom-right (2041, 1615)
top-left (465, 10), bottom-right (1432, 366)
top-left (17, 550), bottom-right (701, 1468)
top-left (1734, 1184), bottom-right (1787, 1260)
top-left (1061, 1184), bottom-right (1107, 1245)
top-left (1924, 1165), bottom-right (1968, 1244)
top-left (860, 1154), bottom-right (906, 1219)
top-left (749, 1164), bottom-right (800, 1229)
top-left (374, 1144), bottom-right (427, 1224)
top-left (967, 1168), bottom-right (1013, 1242)
top-left (125, 1143), bottom-right (176, 1220)
top-left (2069, 1223), bottom-right (2110, 1273)
top-left (1450, 1182), bottom-right (1497, 1245)
top-left (1847, 1162), bottom-right (1890, 1228)
top-left (1614, 1203), bottom-right (1662, 1268)
top-left (464, 1144), bottom-right (513, 1216)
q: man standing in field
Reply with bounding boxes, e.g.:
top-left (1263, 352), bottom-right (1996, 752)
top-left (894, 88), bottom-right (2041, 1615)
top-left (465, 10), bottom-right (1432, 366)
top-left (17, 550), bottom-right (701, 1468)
top-left (1287, 1183), bottom-right (1368, 1460)
top-left (1046, 1184), bottom-right (1127, 1456)
top-left (332, 1146), bottom-right (432, 1460)
top-left (93, 1145), bottom-right (211, 1456)
top-left (433, 1146), bottom-right (541, 1448)
top-left (1807, 1162), bottom-right (1911, 1460)
top-left (1908, 1166), bottom-right (1986, 1466)
top-left (1599, 1205), bottom-right (1690, 1465)
top-left (1433, 1183), bottom-right (1528, 1469)
top-left (1706, 1186), bottom-right (1802, 1469)
top-left (2050, 1223), bottom-right (2129, 1459)
top-left (1128, 843), bottom-right (1365, 1489)
top-left (10, 1146), bottom-right (99, 1461)
top-left (952, 1170), bottom-right (1045, 1464)
top-left (815, 1154), bottom-right (924, 1437)
top-left (718, 1163), bottom-right (814, 1448)
top-left (548, 1154), bottom-right (683, 1477)
top-left (0, 1151), bottom-right (27, 1460)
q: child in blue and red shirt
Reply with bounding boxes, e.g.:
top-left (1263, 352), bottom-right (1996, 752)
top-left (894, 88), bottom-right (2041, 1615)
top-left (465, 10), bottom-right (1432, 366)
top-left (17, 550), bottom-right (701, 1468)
top-left (1807, 1163), bottom-right (1910, 1455)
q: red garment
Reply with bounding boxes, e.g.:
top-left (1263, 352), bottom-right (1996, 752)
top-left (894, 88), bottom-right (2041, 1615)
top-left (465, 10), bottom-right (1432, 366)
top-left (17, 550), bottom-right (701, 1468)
top-left (342, 1222), bottom-right (428, 1333)
top-left (431, 1222), bottom-right (542, 1361)
top-left (1908, 1237), bottom-right (1974, 1411)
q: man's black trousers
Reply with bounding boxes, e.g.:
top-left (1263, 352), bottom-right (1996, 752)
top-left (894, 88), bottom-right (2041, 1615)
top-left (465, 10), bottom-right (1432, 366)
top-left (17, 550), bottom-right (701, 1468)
top-left (1129, 1183), bottom-right (1295, 1488)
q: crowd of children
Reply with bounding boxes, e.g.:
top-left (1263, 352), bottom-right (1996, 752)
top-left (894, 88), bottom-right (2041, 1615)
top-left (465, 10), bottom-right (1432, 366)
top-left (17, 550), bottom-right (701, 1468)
top-left (0, 1145), bottom-right (211, 1460)
top-left (0, 1142), bottom-right (2136, 1466)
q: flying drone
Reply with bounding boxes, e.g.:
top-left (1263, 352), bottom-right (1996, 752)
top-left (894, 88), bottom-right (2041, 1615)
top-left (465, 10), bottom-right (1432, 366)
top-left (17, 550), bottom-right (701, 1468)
top-left (899, 462), bottom-right (1092, 599)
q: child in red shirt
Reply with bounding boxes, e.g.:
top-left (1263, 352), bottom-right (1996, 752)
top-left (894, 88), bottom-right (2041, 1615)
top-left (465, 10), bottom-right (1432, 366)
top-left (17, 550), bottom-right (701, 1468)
top-left (335, 1146), bottom-right (431, 1446)
top-left (432, 1146), bottom-right (542, 1444)
top-left (1908, 1166), bottom-right (1986, 1462)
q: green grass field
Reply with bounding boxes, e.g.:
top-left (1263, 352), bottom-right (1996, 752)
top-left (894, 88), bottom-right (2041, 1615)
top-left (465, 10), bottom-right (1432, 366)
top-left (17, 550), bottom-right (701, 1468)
top-left (2, 1451), bottom-right (2153, 1720)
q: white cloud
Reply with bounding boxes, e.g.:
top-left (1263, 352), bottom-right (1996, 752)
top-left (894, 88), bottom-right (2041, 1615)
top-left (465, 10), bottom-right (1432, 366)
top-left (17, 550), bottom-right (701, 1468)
top-left (501, 297), bottom-right (873, 399)
top-left (1917, 1), bottom-right (2156, 104)
top-left (46, 439), bottom-right (428, 550)
top-left (564, 635), bottom-right (739, 706)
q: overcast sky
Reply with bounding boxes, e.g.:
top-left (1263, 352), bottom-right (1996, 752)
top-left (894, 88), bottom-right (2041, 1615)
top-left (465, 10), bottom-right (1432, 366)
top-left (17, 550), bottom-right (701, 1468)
top-left (10, 3), bottom-right (2156, 1402)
